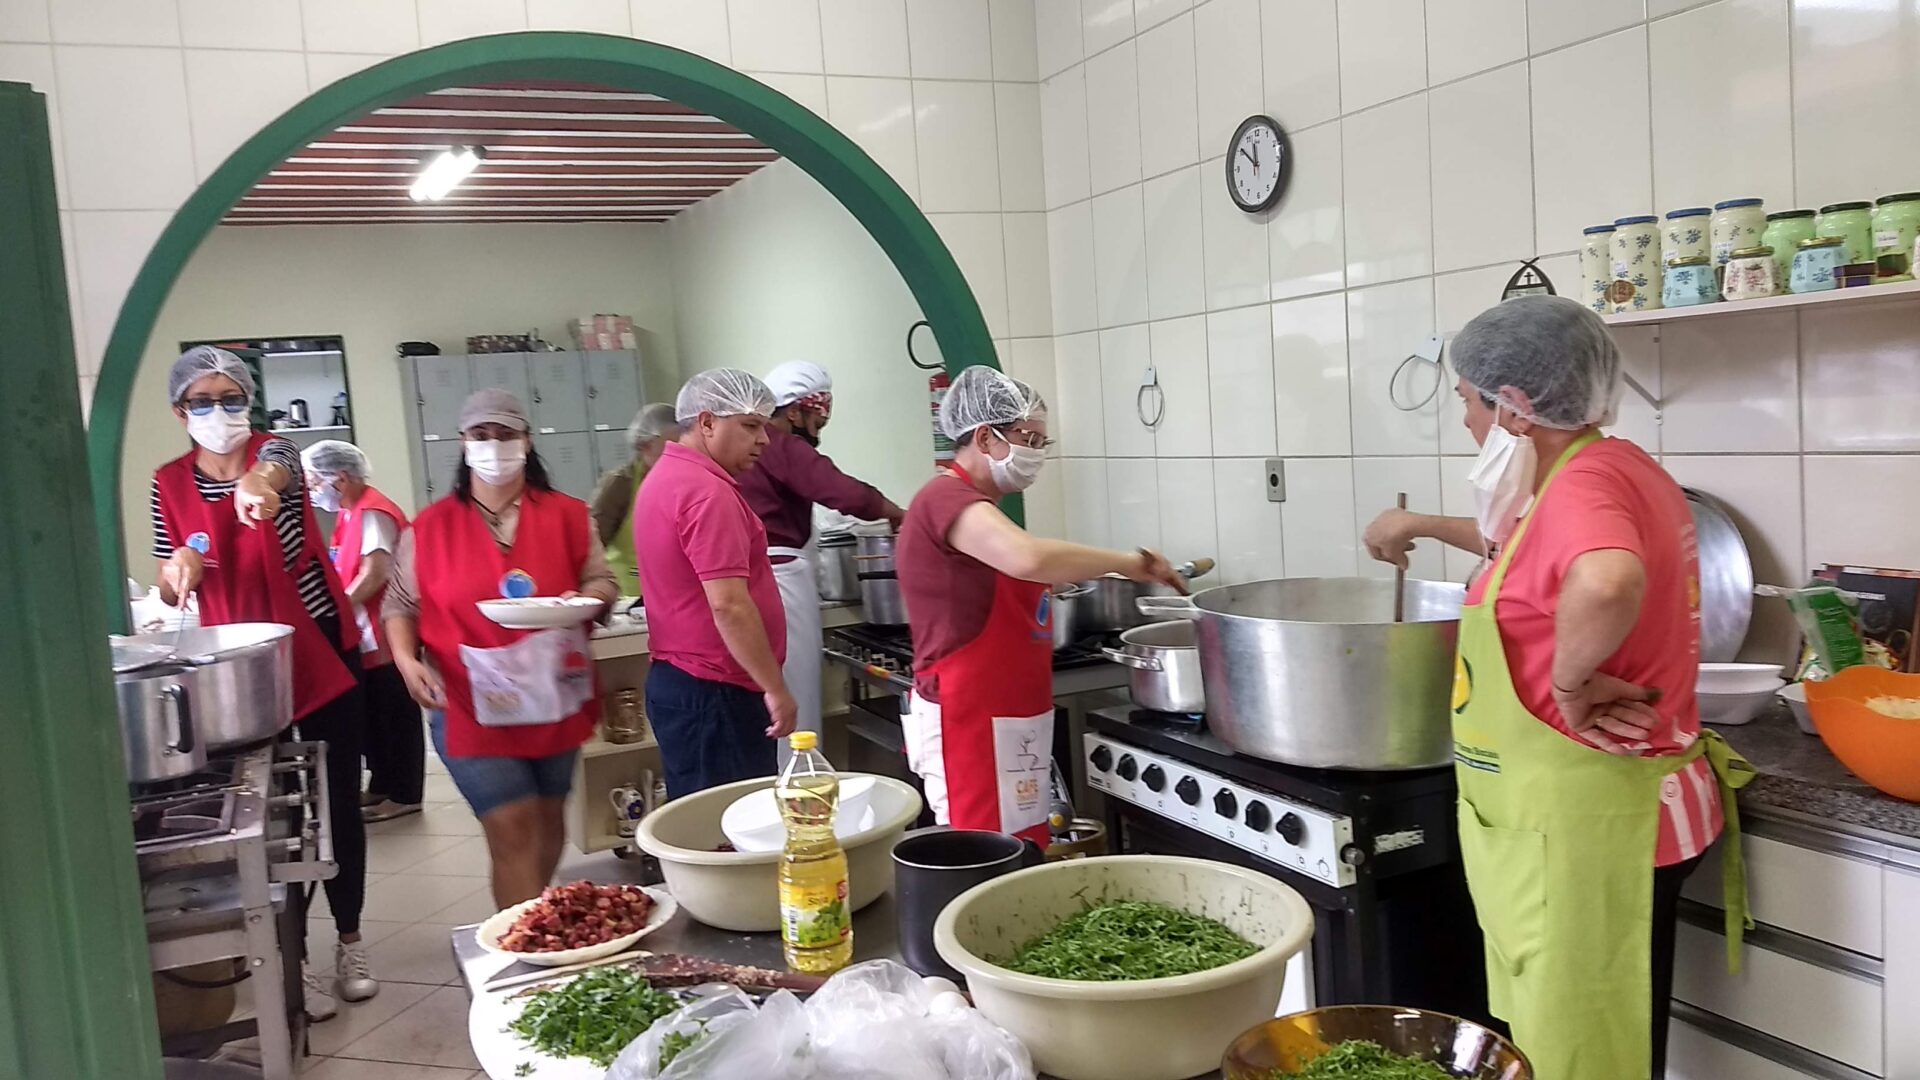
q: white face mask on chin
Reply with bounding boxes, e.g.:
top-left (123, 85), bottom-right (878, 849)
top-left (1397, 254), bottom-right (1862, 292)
top-left (465, 438), bottom-right (528, 484)
top-left (186, 410), bottom-right (252, 454)
top-left (1466, 408), bottom-right (1537, 545)
top-left (311, 482), bottom-right (343, 514)
top-left (988, 431), bottom-right (1046, 493)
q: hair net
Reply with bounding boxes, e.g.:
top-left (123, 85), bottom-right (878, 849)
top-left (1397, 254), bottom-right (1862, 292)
top-left (1450, 295), bottom-right (1623, 430)
top-left (675, 368), bottom-right (775, 424)
top-left (938, 365), bottom-right (1047, 442)
top-left (626, 402), bottom-right (681, 450)
top-left (301, 440), bottom-right (371, 481)
top-left (168, 345), bottom-right (256, 404)
top-left (764, 360), bottom-right (833, 407)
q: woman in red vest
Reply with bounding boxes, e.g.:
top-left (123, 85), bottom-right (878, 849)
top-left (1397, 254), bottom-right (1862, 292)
top-left (383, 389), bottom-right (618, 907)
top-left (151, 346), bottom-right (374, 1020)
top-left (302, 440), bottom-right (420, 823)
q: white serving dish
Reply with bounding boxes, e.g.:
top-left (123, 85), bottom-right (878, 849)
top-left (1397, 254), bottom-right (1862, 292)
top-left (719, 775), bottom-right (877, 852)
top-left (475, 884), bottom-right (675, 967)
top-left (1699, 686), bottom-right (1779, 726)
top-left (476, 596), bottom-right (603, 629)
top-left (1697, 661), bottom-right (1784, 696)
top-left (934, 854), bottom-right (1314, 1080)
top-left (1779, 682), bottom-right (1817, 734)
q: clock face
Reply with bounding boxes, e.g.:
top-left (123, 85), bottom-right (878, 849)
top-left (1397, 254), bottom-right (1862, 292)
top-left (1227, 115), bottom-right (1290, 213)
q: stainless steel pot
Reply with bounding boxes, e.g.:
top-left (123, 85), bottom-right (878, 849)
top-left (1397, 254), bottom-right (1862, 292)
top-left (816, 531), bottom-right (860, 603)
top-left (1073, 557), bottom-right (1216, 632)
top-left (110, 623), bottom-right (295, 750)
top-left (114, 661), bottom-right (205, 783)
top-left (1049, 584), bottom-right (1091, 650)
top-left (854, 533), bottom-right (908, 625)
top-left (1102, 620), bottom-right (1205, 714)
top-left (1138, 577), bottom-right (1466, 770)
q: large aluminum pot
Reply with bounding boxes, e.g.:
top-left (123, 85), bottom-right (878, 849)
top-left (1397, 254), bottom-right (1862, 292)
top-left (854, 533), bottom-right (908, 625)
top-left (114, 662), bottom-right (205, 783)
top-left (815, 531), bottom-right (860, 602)
top-left (1102, 620), bottom-right (1204, 714)
top-left (110, 623), bottom-right (295, 750)
top-left (1138, 578), bottom-right (1465, 770)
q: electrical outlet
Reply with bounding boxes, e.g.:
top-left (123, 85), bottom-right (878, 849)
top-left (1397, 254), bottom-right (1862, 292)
top-left (1264, 458), bottom-right (1285, 502)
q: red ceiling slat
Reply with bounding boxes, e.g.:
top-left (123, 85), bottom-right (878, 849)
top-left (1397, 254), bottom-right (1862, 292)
top-left (351, 112), bottom-right (744, 134)
top-left (386, 94), bottom-right (706, 116)
top-left (317, 131), bottom-right (766, 149)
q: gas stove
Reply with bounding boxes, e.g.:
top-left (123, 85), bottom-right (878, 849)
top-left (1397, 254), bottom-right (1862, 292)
top-left (825, 622), bottom-right (1124, 694)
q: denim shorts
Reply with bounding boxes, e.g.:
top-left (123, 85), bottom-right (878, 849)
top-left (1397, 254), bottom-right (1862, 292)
top-left (428, 711), bottom-right (579, 817)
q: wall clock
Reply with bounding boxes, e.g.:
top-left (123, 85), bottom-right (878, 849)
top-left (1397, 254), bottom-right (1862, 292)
top-left (1227, 114), bottom-right (1291, 213)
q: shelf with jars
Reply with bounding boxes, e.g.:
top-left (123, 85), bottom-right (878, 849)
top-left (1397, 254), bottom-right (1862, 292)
top-left (1601, 276), bottom-right (1920, 327)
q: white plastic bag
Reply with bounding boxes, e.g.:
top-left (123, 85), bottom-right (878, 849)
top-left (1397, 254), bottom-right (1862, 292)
top-left (606, 984), bottom-right (808, 1080)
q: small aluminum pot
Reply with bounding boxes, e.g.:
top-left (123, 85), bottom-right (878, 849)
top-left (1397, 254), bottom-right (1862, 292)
top-left (1101, 620), bottom-right (1205, 714)
top-left (854, 533), bottom-right (908, 625)
top-left (816, 532), bottom-right (860, 602)
top-left (1049, 584), bottom-right (1092, 650)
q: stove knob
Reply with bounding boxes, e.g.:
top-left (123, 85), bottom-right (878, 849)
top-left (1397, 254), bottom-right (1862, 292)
top-left (1175, 776), bottom-right (1201, 806)
top-left (1089, 745), bottom-right (1114, 773)
top-left (1212, 789), bottom-right (1238, 818)
top-left (1275, 812), bottom-right (1305, 845)
top-left (1141, 764), bottom-right (1165, 792)
top-left (1116, 754), bottom-right (1138, 781)
top-left (1244, 801), bottom-right (1272, 832)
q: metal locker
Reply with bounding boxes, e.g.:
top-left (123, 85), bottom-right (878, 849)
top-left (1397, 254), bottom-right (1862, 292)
top-left (592, 429), bottom-right (630, 475)
top-left (469, 351), bottom-right (532, 408)
top-left (539, 432), bottom-right (595, 500)
top-left (421, 440), bottom-right (464, 504)
top-left (414, 354), bottom-right (473, 441)
top-left (585, 350), bottom-right (644, 433)
top-left (528, 352), bottom-right (590, 434)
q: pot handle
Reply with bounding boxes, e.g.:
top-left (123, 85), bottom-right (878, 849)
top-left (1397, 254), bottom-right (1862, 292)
top-left (1052, 583), bottom-right (1095, 599)
top-left (1135, 594), bottom-right (1199, 619)
top-left (852, 553), bottom-right (892, 561)
top-left (163, 682), bottom-right (195, 755)
top-left (1101, 647), bottom-right (1164, 671)
top-left (1180, 557), bottom-right (1215, 579)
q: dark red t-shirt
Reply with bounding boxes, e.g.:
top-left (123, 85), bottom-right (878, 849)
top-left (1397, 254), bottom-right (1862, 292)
top-left (737, 426), bottom-right (892, 551)
top-left (896, 470), bottom-right (995, 701)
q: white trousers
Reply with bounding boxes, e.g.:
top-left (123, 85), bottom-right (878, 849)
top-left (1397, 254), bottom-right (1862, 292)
top-left (901, 691), bottom-right (950, 825)
top-left (771, 547), bottom-right (822, 767)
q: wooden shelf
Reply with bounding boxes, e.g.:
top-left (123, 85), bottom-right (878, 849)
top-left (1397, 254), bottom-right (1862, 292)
top-left (1603, 279), bottom-right (1920, 327)
top-left (581, 735), bottom-right (655, 757)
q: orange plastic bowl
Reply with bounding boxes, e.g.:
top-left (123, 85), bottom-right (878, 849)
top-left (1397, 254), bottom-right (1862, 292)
top-left (1803, 666), bottom-right (1920, 802)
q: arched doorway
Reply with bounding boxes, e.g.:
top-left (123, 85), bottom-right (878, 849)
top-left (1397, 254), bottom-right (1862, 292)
top-left (86, 30), bottom-right (1001, 628)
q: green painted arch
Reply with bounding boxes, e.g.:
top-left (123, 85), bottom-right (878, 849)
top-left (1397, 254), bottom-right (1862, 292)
top-left (86, 31), bottom-right (1005, 631)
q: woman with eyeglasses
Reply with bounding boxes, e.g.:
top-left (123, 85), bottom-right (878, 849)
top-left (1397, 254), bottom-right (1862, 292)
top-left (150, 346), bottom-right (374, 1021)
top-left (893, 366), bottom-right (1186, 844)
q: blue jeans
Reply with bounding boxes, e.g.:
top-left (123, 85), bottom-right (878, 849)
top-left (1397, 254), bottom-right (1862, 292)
top-left (646, 660), bottom-right (776, 798)
top-left (428, 711), bottom-right (578, 817)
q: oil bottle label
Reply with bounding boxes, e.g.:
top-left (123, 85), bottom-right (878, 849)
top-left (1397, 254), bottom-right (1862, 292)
top-left (779, 876), bottom-right (851, 948)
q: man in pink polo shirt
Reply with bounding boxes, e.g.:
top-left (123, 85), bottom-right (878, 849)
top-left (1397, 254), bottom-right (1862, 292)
top-left (635, 368), bottom-right (795, 796)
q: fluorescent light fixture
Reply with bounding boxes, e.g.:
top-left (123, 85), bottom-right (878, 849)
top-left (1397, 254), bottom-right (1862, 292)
top-left (408, 146), bottom-right (483, 202)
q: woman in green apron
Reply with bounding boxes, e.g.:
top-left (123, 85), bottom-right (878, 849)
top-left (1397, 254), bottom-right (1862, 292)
top-left (592, 402), bottom-right (680, 596)
top-left (1363, 297), bottom-right (1751, 1080)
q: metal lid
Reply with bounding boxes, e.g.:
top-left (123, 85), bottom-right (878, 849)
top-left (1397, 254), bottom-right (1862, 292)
top-left (1613, 215), bottom-right (1659, 226)
top-left (1821, 200), bottom-right (1872, 213)
top-left (1714, 197), bottom-right (1764, 209)
top-left (1667, 255), bottom-right (1711, 267)
top-left (1729, 245), bottom-right (1774, 258)
top-left (1582, 224), bottom-right (1617, 234)
top-left (1876, 191), bottom-right (1920, 205)
top-left (1665, 207), bottom-right (1711, 219)
top-left (1798, 235), bottom-right (1846, 249)
top-left (1766, 209), bottom-right (1815, 220)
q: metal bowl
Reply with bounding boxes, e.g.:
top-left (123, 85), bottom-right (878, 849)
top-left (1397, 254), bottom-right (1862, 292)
top-left (1221, 1005), bottom-right (1532, 1079)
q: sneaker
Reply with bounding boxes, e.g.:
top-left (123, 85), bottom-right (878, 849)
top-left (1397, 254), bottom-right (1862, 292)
top-left (301, 966), bottom-right (338, 1022)
top-left (334, 940), bottom-right (379, 1003)
top-left (362, 799), bottom-right (422, 823)
top-left (359, 790), bottom-right (385, 808)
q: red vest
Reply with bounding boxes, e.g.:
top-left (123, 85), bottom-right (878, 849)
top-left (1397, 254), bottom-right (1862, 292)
top-left (153, 431), bottom-right (356, 720)
top-left (329, 485), bottom-right (410, 664)
top-left (413, 487), bottom-right (598, 759)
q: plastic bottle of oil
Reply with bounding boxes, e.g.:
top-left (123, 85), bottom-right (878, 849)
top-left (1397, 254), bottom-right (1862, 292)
top-left (776, 731), bottom-right (853, 974)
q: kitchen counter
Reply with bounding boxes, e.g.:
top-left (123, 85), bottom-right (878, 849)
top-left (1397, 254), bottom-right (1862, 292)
top-left (1711, 704), bottom-right (1920, 859)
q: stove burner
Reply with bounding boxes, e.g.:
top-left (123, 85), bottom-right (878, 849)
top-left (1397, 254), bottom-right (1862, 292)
top-left (130, 753), bottom-right (254, 851)
top-left (829, 622), bottom-right (1126, 674)
top-left (1129, 708), bottom-right (1204, 728)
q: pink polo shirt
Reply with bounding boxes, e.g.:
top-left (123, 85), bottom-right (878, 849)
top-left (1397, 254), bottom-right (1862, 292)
top-left (634, 442), bottom-right (787, 690)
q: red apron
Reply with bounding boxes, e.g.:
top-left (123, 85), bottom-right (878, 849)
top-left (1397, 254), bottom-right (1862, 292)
top-left (328, 485), bottom-right (410, 666)
top-left (413, 488), bottom-right (598, 760)
top-left (909, 467), bottom-right (1056, 846)
top-left (153, 431), bottom-right (356, 720)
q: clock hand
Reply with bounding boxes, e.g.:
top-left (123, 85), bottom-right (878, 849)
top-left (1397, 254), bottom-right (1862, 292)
top-left (1239, 146), bottom-right (1257, 169)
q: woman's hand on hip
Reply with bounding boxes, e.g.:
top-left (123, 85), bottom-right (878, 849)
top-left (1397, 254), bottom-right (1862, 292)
top-left (397, 657), bottom-right (447, 710)
top-left (1553, 672), bottom-right (1661, 754)
top-left (234, 471), bottom-right (280, 528)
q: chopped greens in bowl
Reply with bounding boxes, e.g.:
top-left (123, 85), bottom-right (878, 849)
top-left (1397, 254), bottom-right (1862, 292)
top-left (505, 965), bottom-right (682, 1067)
top-left (994, 899), bottom-right (1258, 982)
top-left (1270, 1039), bottom-right (1461, 1079)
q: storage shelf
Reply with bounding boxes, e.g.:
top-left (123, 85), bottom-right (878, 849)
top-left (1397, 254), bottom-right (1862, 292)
top-left (581, 735), bottom-right (655, 758)
top-left (1603, 279), bottom-right (1920, 327)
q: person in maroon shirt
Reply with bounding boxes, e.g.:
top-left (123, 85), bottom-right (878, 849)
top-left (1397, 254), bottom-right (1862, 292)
top-left (739, 361), bottom-right (906, 752)
top-left (895, 366), bottom-right (1184, 843)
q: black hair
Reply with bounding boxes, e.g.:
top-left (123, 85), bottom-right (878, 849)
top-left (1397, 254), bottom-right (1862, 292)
top-left (454, 447), bottom-right (553, 502)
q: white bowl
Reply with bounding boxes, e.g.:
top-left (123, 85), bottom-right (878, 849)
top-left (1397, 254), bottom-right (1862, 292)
top-left (1697, 661), bottom-right (1785, 696)
top-left (476, 596), bottom-right (603, 629)
top-left (934, 855), bottom-right (1314, 1080)
top-left (1699, 686), bottom-right (1780, 726)
top-left (1779, 682), bottom-right (1817, 734)
top-left (719, 776), bottom-right (877, 852)
top-left (475, 884), bottom-right (676, 967)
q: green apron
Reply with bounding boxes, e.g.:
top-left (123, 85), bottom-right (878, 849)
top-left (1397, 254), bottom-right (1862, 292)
top-left (605, 459), bottom-right (645, 596)
top-left (1450, 431), bottom-right (1755, 1080)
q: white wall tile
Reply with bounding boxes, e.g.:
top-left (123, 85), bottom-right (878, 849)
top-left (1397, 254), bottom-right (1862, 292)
top-left (1260, 0), bottom-right (1339, 130)
top-left (1213, 458), bottom-right (1285, 584)
top-left (1053, 331), bottom-right (1105, 455)
top-left (1206, 305), bottom-right (1279, 456)
top-left (183, 49), bottom-right (308, 182)
top-left (750, 71), bottom-right (829, 114)
top-left (71, 209), bottom-right (169, 374)
top-left (418, 0), bottom-right (527, 43)
top-left (0, 0), bottom-right (51, 42)
top-left (908, 0), bottom-right (993, 78)
top-left (1606, 322), bottom-right (1663, 451)
top-left (1035, 0), bottom-right (1083, 77)
top-left (527, 0), bottom-right (632, 32)
top-left (1091, 184), bottom-right (1148, 326)
top-left (1279, 457), bottom-right (1359, 577)
top-left (1346, 278), bottom-right (1439, 456)
top-left (1437, 455), bottom-right (1481, 581)
top-left (1662, 454), bottom-right (1804, 662)
top-left (1341, 93), bottom-right (1432, 286)
top-left (48, 0), bottom-right (179, 46)
top-left (1791, 0), bottom-right (1920, 208)
top-left (729, 0), bottom-right (824, 73)
top-left (1352, 457), bottom-right (1445, 580)
top-left (1003, 212), bottom-right (1055, 338)
top-left (0, 43), bottom-right (67, 204)
top-left (1005, 335), bottom-right (1060, 421)
top-left (1432, 264), bottom-right (1510, 455)
top-left (1099, 323), bottom-right (1156, 456)
top-left (1081, 0), bottom-right (1133, 54)
top-left (304, 0), bottom-right (419, 53)
top-left (1801, 301), bottom-right (1920, 452)
top-left (1337, 0), bottom-right (1426, 112)
top-left (1157, 458), bottom-right (1218, 561)
top-left (1429, 64), bottom-right (1534, 272)
top-left (1659, 312), bottom-right (1798, 453)
top-left (1193, 0), bottom-right (1262, 160)
top-left (1201, 156), bottom-right (1270, 309)
top-left (827, 76), bottom-right (920, 199)
top-left (1271, 292), bottom-right (1353, 456)
top-left (930, 212), bottom-right (1010, 336)
top-left (1108, 457), bottom-right (1162, 548)
top-left (1804, 457), bottom-right (1920, 570)
top-left (820, 0), bottom-right (910, 76)
top-left (1149, 314), bottom-right (1210, 456)
top-left (995, 83), bottom-right (1046, 212)
top-left (179, 0), bottom-right (301, 49)
top-left (1142, 165), bottom-right (1205, 319)
top-left (1039, 66), bottom-right (1090, 207)
top-left (1268, 121), bottom-right (1344, 300)
top-left (1527, 0), bottom-right (1645, 54)
top-left (306, 52), bottom-right (388, 92)
top-left (631, 0), bottom-right (732, 63)
top-left (1083, 39), bottom-right (1142, 193)
top-left (990, 0), bottom-right (1039, 79)
top-left (1649, 0), bottom-right (1794, 213)
top-left (1022, 457), bottom-right (1069, 537)
top-left (1425, 0), bottom-right (1526, 84)
top-left (1061, 456), bottom-right (1111, 544)
top-left (915, 79), bottom-right (1001, 212)
top-left (1135, 0), bottom-right (1190, 31)
top-left (1532, 27), bottom-right (1651, 254)
top-left (1047, 201), bottom-right (1098, 332)
top-left (1136, 13), bottom-right (1198, 177)
top-left (54, 46), bottom-right (195, 210)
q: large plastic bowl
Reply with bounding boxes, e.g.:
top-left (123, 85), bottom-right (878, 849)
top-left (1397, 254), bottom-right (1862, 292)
top-left (1696, 661), bottom-right (1784, 695)
top-left (1699, 687), bottom-right (1778, 725)
top-left (1805, 666), bottom-right (1920, 802)
top-left (1221, 1005), bottom-right (1531, 1079)
top-left (934, 855), bottom-right (1314, 1080)
top-left (634, 774), bottom-right (921, 931)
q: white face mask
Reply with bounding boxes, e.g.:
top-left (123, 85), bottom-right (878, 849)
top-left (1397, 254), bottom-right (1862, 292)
top-left (988, 431), bottom-right (1046, 493)
top-left (186, 410), bottom-right (252, 454)
top-left (465, 438), bottom-right (527, 485)
top-left (1465, 408), bottom-right (1537, 545)
top-left (310, 481), bottom-right (343, 514)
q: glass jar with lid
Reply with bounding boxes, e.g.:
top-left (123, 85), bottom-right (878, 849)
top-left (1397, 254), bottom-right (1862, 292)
top-left (1711, 198), bottom-right (1766, 267)
top-left (1871, 192), bottom-right (1920, 282)
top-left (1789, 236), bottom-right (1845, 294)
top-left (1816, 201), bottom-right (1874, 265)
top-left (1663, 208), bottom-right (1711, 264)
top-left (1761, 210), bottom-right (1815, 284)
top-left (1662, 256), bottom-right (1717, 308)
top-left (1609, 216), bottom-right (1664, 312)
top-left (1579, 225), bottom-right (1616, 313)
top-left (1723, 246), bottom-right (1779, 301)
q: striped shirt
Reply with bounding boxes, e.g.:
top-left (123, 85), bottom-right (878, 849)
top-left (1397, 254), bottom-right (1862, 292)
top-left (149, 437), bottom-right (338, 625)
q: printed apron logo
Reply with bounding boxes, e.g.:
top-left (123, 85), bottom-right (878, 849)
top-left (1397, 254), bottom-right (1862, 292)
top-left (1032, 592), bottom-right (1052, 644)
top-left (186, 532), bottom-right (218, 567)
top-left (1452, 654), bottom-right (1474, 714)
top-left (499, 569), bottom-right (536, 599)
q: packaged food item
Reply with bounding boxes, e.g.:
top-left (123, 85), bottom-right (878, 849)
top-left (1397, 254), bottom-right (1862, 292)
top-left (1789, 236), bottom-right (1845, 294)
top-left (1761, 209), bottom-right (1816, 283)
top-left (1759, 584), bottom-right (1867, 678)
top-left (1608, 216), bottom-right (1663, 312)
top-left (1662, 256), bottom-right (1717, 307)
top-left (1722, 246), bottom-right (1779, 301)
top-left (777, 731), bottom-right (851, 975)
top-left (1816, 201), bottom-right (1874, 265)
top-left (1871, 191), bottom-right (1920, 282)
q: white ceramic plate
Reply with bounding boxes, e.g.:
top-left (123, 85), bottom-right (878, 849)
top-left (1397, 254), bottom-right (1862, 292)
top-left (476, 884), bottom-right (676, 967)
top-left (477, 596), bottom-right (603, 630)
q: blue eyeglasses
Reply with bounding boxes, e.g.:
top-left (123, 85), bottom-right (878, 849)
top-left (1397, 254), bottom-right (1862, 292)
top-left (182, 394), bottom-right (251, 416)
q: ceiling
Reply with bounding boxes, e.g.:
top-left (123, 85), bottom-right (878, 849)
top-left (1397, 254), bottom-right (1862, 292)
top-left (222, 82), bottom-right (780, 227)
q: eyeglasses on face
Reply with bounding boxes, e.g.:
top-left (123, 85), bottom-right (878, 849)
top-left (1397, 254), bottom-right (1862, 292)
top-left (998, 426), bottom-right (1054, 450)
top-left (182, 394), bottom-right (251, 416)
